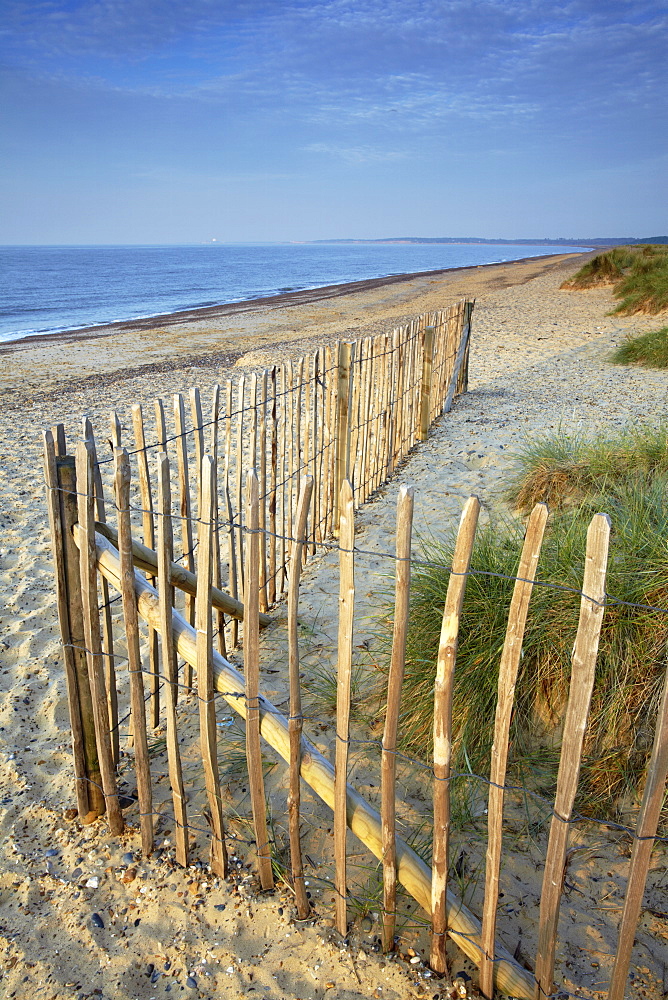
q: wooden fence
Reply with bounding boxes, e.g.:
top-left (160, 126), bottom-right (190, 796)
top-left (41, 302), bottom-right (668, 999)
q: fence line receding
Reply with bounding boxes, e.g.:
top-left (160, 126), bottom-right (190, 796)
top-left (41, 300), bottom-right (667, 1000)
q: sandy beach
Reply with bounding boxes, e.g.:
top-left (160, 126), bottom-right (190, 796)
top-left (1, 251), bottom-right (667, 1000)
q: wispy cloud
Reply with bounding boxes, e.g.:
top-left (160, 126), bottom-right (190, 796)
top-left (2, 0), bottom-right (666, 241)
top-left (304, 142), bottom-right (408, 163)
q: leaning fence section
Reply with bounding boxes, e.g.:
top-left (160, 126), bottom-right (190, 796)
top-left (41, 299), bottom-right (668, 1000)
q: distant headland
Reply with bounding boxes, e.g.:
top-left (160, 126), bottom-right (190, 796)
top-left (312, 236), bottom-right (668, 248)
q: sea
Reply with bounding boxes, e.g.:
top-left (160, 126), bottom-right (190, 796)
top-left (0, 242), bottom-right (591, 344)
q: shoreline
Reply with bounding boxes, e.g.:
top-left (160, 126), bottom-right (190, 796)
top-left (0, 250), bottom-right (592, 352)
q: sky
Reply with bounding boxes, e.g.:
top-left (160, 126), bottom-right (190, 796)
top-left (1, 0), bottom-right (667, 243)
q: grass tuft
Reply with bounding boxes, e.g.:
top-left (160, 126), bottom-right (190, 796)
top-left (377, 425), bottom-right (668, 824)
top-left (504, 423), bottom-right (668, 513)
top-left (561, 244), bottom-right (668, 314)
top-left (611, 327), bottom-right (668, 368)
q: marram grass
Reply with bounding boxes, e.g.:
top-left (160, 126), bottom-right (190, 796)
top-left (503, 423), bottom-right (668, 513)
top-left (611, 326), bottom-right (668, 369)
top-left (561, 244), bottom-right (668, 315)
top-left (375, 430), bottom-right (668, 824)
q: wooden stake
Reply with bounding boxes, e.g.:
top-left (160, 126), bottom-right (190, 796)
top-left (43, 432), bottom-right (92, 818)
top-left (190, 387), bottom-right (204, 521)
top-left (173, 393), bottom-right (195, 689)
top-left (268, 367), bottom-right (278, 606)
top-left (132, 403), bottom-right (160, 728)
top-left (285, 361), bottom-right (295, 571)
top-left (258, 370), bottom-right (269, 612)
top-left (53, 423), bottom-right (67, 456)
top-left (110, 412), bottom-right (122, 450)
top-left (288, 475), bottom-right (314, 918)
top-left (444, 307), bottom-right (472, 414)
top-left (278, 365), bottom-right (287, 595)
top-left (114, 447), bottom-right (154, 855)
top-left (431, 496), bottom-right (480, 976)
top-left (419, 326), bottom-right (435, 441)
top-left (479, 503), bottom-right (549, 999)
top-left (381, 485), bottom-right (414, 952)
top-left (53, 451), bottom-right (104, 816)
top-left (209, 384), bottom-right (227, 659)
top-left (85, 527), bottom-right (535, 1000)
top-left (156, 451), bottom-right (189, 868)
top-left (335, 478), bottom-right (355, 935)
top-left (235, 376), bottom-right (246, 594)
top-left (224, 380), bottom-right (240, 647)
top-left (608, 655), bottom-right (668, 1000)
top-left (196, 455), bottom-right (228, 878)
top-left (82, 418), bottom-right (119, 765)
top-left (75, 440), bottom-right (123, 834)
top-left (458, 301), bottom-right (474, 396)
top-left (244, 469), bottom-right (274, 889)
top-left (533, 513), bottom-right (611, 1000)
top-left (335, 343), bottom-right (353, 533)
top-left (154, 398), bottom-right (167, 450)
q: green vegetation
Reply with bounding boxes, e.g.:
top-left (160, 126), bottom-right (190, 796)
top-left (611, 326), bottom-right (668, 368)
top-left (379, 424), bottom-right (668, 822)
top-left (503, 422), bottom-right (668, 513)
top-left (561, 244), bottom-right (668, 314)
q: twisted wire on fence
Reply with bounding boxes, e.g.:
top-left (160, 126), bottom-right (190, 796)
top-left (56, 633), bottom-right (668, 850)
top-left (46, 479), bottom-right (668, 617)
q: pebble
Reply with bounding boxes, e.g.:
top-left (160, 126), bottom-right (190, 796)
top-left (122, 852), bottom-right (134, 864)
top-left (91, 912), bottom-right (104, 929)
top-left (71, 867), bottom-right (82, 880)
top-left (45, 848), bottom-right (59, 857)
top-left (214, 903), bottom-right (226, 911)
top-left (86, 876), bottom-right (100, 888)
top-left (186, 976), bottom-right (198, 988)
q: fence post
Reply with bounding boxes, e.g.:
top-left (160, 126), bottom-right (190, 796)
top-left (43, 434), bottom-right (103, 819)
top-left (533, 512), bottom-right (611, 1000)
top-left (75, 440), bottom-right (124, 834)
top-left (443, 302), bottom-right (474, 414)
top-left (334, 341), bottom-right (353, 533)
top-left (381, 485), bottom-right (414, 952)
top-left (335, 478), bottom-right (355, 936)
top-left (419, 326), bottom-right (435, 442)
top-left (244, 469), bottom-right (274, 890)
top-left (288, 475), bottom-right (314, 919)
top-left (430, 496), bottom-right (480, 976)
top-left (458, 300), bottom-right (474, 395)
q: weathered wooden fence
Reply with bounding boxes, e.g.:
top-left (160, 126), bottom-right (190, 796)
top-left (41, 301), bottom-right (668, 999)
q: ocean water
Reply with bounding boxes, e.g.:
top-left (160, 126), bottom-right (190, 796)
top-left (0, 242), bottom-right (590, 343)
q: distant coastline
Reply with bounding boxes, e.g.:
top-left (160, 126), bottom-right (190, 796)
top-left (312, 236), bottom-right (668, 247)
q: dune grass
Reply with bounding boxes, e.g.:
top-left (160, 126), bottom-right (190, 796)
top-left (377, 425), bottom-right (668, 822)
top-left (561, 244), bottom-right (668, 315)
top-left (611, 326), bottom-right (668, 368)
top-left (503, 422), bottom-right (668, 513)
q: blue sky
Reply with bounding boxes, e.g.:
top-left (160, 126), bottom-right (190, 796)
top-left (1, 0), bottom-right (666, 243)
